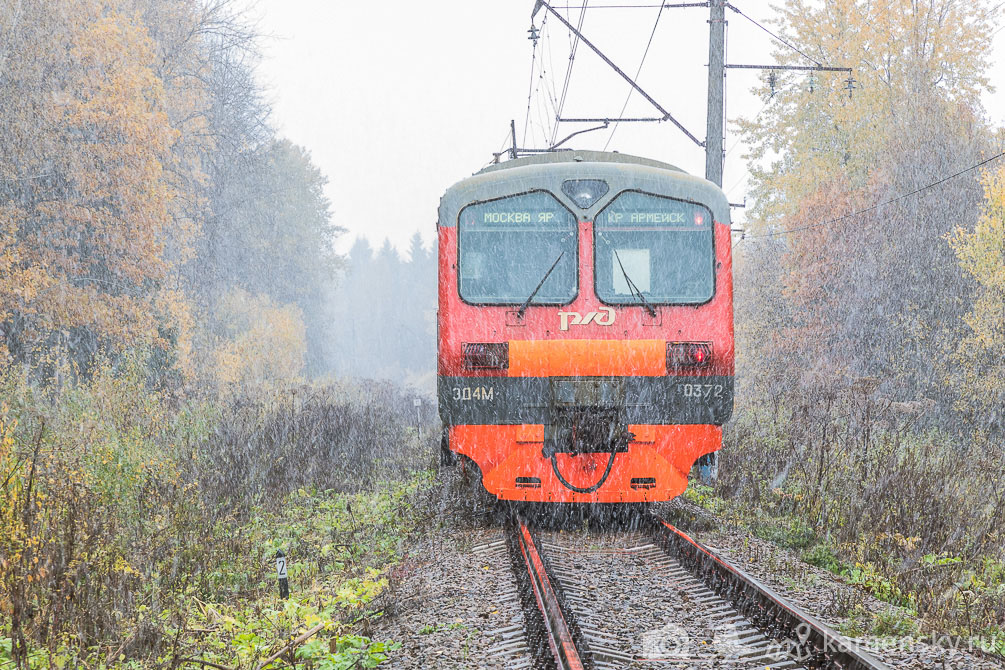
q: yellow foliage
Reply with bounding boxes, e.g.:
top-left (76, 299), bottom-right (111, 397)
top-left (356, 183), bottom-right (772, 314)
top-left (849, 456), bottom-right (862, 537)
top-left (212, 289), bottom-right (307, 389)
top-left (0, 360), bottom-right (202, 649)
top-left (0, 0), bottom-right (201, 372)
top-left (949, 164), bottom-right (1005, 416)
top-left (155, 287), bottom-right (196, 378)
top-left (739, 0), bottom-right (995, 228)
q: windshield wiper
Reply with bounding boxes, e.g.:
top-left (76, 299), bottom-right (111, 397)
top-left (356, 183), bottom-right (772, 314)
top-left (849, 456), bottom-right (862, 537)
top-left (613, 248), bottom-right (657, 317)
top-left (517, 250), bottom-right (565, 318)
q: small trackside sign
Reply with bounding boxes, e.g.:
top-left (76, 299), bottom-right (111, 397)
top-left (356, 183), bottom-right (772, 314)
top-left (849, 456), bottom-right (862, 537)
top-left (558, 307), bottom-right (615, 331)
top-left (276, 549), bottom-right (289, 599)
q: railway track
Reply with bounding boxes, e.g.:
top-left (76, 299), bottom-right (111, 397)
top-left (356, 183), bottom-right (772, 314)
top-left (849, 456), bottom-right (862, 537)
top-left (506, 512), bottom-right (892, 670)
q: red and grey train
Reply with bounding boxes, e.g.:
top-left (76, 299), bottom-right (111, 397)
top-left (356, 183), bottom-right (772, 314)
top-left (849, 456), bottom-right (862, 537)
top-left (437, 151), bottom-right (733, 504)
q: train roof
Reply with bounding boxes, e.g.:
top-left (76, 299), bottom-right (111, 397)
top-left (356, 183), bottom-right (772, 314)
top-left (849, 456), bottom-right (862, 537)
top-left (440, 150), bottom-right (729, 226)
top-left (475, 150), bottom-right (684, 175)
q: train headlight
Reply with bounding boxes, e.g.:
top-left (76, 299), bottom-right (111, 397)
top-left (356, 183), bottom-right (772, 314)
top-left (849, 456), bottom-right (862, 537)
top-left (463, 342), bottom-right (509, 370)
top-left (667, 342), bottom-right (712, 370)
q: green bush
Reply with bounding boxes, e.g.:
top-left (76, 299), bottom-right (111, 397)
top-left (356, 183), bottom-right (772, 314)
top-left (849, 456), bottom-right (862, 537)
top-left (802, 543), bottom-right (843, 573)
top-left (751, 516), bottom-right (817, 550)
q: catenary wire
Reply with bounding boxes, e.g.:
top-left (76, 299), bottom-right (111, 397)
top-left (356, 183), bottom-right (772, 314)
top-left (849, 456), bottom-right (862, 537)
top-left (746, 150), bottom-right (1005, 239)
top-left (727, 2), bottom-right (822, 66)
top-left (603, 1), bottom-right (665, 150)
top-left (552, 1), bottom-right (589, 145)
top-left (981, 1), bottom-right (1005, 26)
top-left (541, 18), bottom-right (562, 142)
top-left (526, 15), bottom-right (559, 147)
top-left (522, 16), bottom-right (543, 146)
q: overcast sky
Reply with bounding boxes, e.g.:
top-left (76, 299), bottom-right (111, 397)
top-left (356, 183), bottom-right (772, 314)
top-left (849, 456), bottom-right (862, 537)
top-left (245, 1), bottom-right (1005, 255)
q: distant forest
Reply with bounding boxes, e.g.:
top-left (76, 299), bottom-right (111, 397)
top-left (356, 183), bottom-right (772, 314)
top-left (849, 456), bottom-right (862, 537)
top-left (0, 0), bottom-right (344, 389)
top-left (328, 234), bottom-right (438, 391)
top-left (0, 0), bottom-right (441, 392)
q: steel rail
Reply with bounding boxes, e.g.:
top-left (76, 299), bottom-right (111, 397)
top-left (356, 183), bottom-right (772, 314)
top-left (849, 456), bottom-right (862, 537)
top-left (649, 517), bottom-right (892, 670)
top-left (514, 517), bottom-right (587, 670)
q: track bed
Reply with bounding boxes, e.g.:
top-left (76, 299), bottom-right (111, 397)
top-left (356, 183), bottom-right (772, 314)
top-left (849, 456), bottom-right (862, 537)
top-left (536, 528), bottom-right (803, 669)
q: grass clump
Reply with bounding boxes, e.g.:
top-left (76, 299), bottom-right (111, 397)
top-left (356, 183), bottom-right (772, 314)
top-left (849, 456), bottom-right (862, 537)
top-left (750, 515), bottom-right (818, 550)
top-left (801, 543), bottom-right (843, 573)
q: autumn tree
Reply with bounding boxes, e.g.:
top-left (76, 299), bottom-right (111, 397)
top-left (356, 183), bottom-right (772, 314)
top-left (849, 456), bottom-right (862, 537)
top-left (949, 163), bottom-right (1005, 437)
top-left (0, 0), bottom-right (194, 370)
top-left (735, 0), bottom-right (997, 414)
top-left (193, 134), bottom-right (344, 378)
top-left (740, 0), bottom-right (995, 226)
top-left (0, 0), bottom-right (344, 386)
top-left (212, 288), bottom-right (307, 389)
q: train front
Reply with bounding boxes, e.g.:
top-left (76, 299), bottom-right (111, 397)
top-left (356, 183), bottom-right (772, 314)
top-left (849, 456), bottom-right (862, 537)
top-left (437, 152), bottom-right (733, 504)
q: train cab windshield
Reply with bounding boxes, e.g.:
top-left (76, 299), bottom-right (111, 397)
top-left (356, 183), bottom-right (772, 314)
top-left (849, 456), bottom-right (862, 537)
top-left (458, 191), bottom-right (577, 304)
top-left (594, 191), bottom-right (714, 305)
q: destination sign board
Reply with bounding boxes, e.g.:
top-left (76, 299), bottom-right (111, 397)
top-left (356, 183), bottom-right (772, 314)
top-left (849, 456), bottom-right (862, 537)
top-left (598, 191), bottom-right (711, 228)
top-left (480, 211), bottom-right (560, 224)
top-left (604, 211), bottom-right (697, 224)
top-left (460, 191), bottom-right (575, 229)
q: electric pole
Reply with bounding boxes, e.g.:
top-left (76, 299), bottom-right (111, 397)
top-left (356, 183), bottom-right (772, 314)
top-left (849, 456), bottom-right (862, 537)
top-left (704, 0), bottom-right (726, 187)
top-left (525, 0), bottom-right (850, 187)
top-left (698, 0), bottom-right (726, 485)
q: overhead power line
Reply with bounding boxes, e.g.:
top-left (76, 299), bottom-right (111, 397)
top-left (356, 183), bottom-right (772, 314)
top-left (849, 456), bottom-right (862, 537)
top-left (746, 150), bottom-right (1005, 239)
top-left (549, 3), bottom-right (708, 7)
top-left (552, 1), bottom-right (589, 145)
top-left (534, 0), bottom-right (704, 147)
top-left (522, 13), bottom-right (549, 145)
top-left (726, 2), bottom-right (821, 67)
top-left (603, 1), bottom-right (666, 149)
top-left (540, 21), bottom-right (562, 140)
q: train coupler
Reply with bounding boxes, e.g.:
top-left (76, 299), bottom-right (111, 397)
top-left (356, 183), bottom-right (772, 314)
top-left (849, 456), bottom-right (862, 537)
top-left (541, 407), bottom-right (635, 458)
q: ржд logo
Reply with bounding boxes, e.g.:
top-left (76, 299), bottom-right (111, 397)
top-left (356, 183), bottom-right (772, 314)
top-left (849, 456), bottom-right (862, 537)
top-left (558, 307), bottom-right (615, 331)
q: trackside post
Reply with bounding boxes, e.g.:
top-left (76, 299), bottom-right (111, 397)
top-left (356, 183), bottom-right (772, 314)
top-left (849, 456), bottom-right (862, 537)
top-left (276, 549), bottom-right (289, 599)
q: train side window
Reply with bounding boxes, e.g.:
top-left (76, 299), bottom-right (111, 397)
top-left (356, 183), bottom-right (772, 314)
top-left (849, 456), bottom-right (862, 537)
top-left (457, 191), bottom-right (578, 305)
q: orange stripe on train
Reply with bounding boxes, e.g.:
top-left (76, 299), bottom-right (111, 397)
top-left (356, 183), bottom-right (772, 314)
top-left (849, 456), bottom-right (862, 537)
top-left (508, 339), bottom-right (666, 377)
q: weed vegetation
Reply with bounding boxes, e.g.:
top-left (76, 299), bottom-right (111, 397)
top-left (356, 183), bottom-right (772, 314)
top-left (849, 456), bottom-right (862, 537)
top-left (697, 399), bottom-right (1005, 655)
top-left (724, 0), bottom-right (1005, 658)
top-left (0, 355), bottom-right (438, 669)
